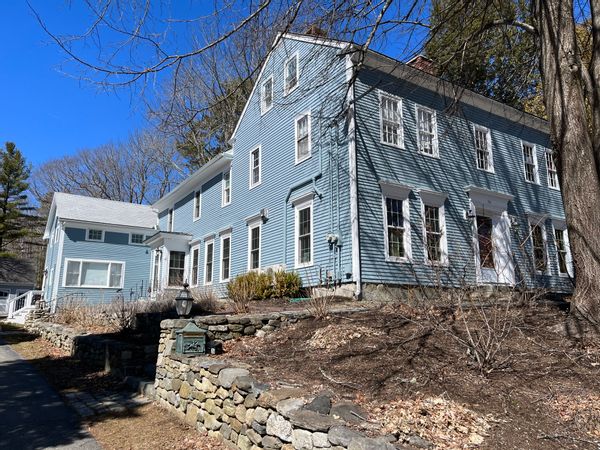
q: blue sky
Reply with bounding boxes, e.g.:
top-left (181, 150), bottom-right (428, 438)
top-left (0, 2), bottom-right (427, 169)
top-left (0, 2), bottom-right (148, 167)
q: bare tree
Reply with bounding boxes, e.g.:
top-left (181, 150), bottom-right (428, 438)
top-left (30, 129), bottom-right (184, 205)
top-left (30, 0), bottom-right (600, 323)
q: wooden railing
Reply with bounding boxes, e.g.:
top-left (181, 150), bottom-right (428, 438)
top-left (7, 290), bottom-right (43, 319)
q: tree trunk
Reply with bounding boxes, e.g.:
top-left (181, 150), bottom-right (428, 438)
top-left (535, 0), bottom-right (600, 324)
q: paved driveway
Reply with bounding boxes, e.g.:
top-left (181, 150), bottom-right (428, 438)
top-left (0, 336), bottom-right (101, 449)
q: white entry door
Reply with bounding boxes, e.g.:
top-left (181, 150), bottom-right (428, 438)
top-left (476, 212), bottom-right (515, 285)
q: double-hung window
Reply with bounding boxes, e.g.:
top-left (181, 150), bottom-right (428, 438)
top-left (168, 251), bottom-right (185, 286)
top-left (87, 229), bottom-right (103, 241)
top-left (420, 190), bottom-right (447, 265)
top-left (64, 259), bottom-right (124, 288)
top-left (193, 190), bottom-right (201, 220)
top-left (416, 106), bottom-right (438, 156)
top-left (190, 246), bottom-right (200, 286)
top-left (261, 76), bottom-right (273, 113)
top-left (222, 170), bottom-right (231, 206)
top-left (295, 200), bottom-right (313, 267)
top-left (385, 198), bottom-right (406, 259)
top-left (250, 147), bottom-right (261, 188)
top-left (284, 53), bottom-right (299, 94)
top-left (220, 233), bottom-right (231, 282)
top-left (529, 221), bottom-right (547, 273)
top-left (546, 150), bottom-right (560, 189)
top-left (474, 126), bottom-right (493, 172)
top-left (248, 222), bottom-right (261, 270)
top-left (295, 113), bottom-right (311, 163)
top-left (522, 142), bottom-right (539, 183)
top-left (204, 239), bottom-right (214, 285)
top-left (554, 228), bottom-right (568, 275)
top-left (380, 93), bottom-right (403, 148)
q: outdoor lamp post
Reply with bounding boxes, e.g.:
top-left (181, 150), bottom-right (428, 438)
top-left (175, 283), bottom-right (194, 318)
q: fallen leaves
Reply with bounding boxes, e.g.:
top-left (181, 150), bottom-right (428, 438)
top-left (307, 324), bottom-right (384, 351)
top-left (550, 391), bottom-right (600, 438)
top-left (370, 396), bottom-right (493, 449)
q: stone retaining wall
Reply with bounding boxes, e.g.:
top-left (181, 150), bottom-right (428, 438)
top-left (25, 319), bottom-right (158, 377)
top-left (156, 311), bottom-right (399, 450)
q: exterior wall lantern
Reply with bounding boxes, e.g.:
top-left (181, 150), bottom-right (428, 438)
top-left (175, 283), bottom-right (194, 318)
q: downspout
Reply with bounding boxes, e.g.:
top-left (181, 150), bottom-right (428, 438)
top-left (346, 53), bottom-right (362, 299)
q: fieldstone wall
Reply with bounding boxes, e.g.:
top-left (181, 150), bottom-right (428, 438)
top-left (156, 312), bottom-right (399, 450)
top-left (25, 319), bottom-right (158, 377)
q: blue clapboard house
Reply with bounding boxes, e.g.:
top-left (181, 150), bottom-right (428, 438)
top-left (146, 32), bottom-right (573, 299)
top-left (41, 193), bottom-right (157, 311)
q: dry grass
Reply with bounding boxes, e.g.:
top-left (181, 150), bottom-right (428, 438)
top-left (88, 404), bottom-right (226, 450)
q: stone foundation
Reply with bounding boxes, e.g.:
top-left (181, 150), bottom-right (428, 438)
top-left (156, 312), bottom-right (398, 450)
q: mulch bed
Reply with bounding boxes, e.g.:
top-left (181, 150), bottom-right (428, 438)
top-left (222, 301), bottom-right (600, 449)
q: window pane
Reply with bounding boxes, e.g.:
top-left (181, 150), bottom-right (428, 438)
top-left (386, 197), bottom-right (405, 258)
top-left (81, 262), bottom-right (109, 286)
top-left (250, 226), bottom-right (260, 269)
top-left (192, 249), bottom-right (199, 285)
top-left (477, 216), bottom-right (494, 268)
top-left (555, 229), bottom-right (568, 274)
top-left (109, 263), bottom-right (123, 288)
top-left (286, 57), bottom-right (297, 91)
top-left (425, 205), bottom-right (442, 262)
top-left (298, 206), bottom-right (311, 264)
top-left (418, 109), bottom-right (435, 154)
top-left (222, 237), bottom-right (231, 280)
top-left (88, 229), bottom-right (102, 240)
top-left (388, 228), bottom-right (405, 258)
top-left (66, 261), bottom-right (81, 286)
top-left (168, 251), bottom-right (185, 286)
top-left (381, 96), bottom-right (401, 146)
top-left (205, 243), bottom-right (213, 284)
top-left (531, 224), bottom-right (546, 272)
top-left (131, 234), bottom-right (144, 244)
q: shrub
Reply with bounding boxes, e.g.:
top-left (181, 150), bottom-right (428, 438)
top-left (307, 288), bottom-right (332, 320)
top-left (227, 274), bottom-right (255, 313)
top-left (273, 270), bottom-right (302, 299)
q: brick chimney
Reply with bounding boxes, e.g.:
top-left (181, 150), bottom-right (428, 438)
top-left (407, 55), bottom-right (437, 76)
top-left (305, 24), bottom-right (328, 38)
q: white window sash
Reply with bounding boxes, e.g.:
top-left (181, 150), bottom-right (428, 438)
top-left (204, 240), bottom-right (214, 285)
top-left (63, 258), bottom-right (125, 289)
top-left (522, 141), bottom-right (539, 184)
top-left (222, 170), bottom-right (231, 206)
top-left (247, 222), bottom-right (261, 271)
top-left (284, 52), bottom-right (299, 95)
top-left (294, 200), bottom-right (313, 268)
top-left (220, 234), bottom-right (232, 282)
top-left (382, 195), bottom-right (411, 262)
top-left (295, 112), bottom-right (311, 163)
top-left (379, 91), bottom-right (404, 148)
top-left (261, 76), bottom-right (274, 113)
top-left (416, 105), bottom-right (438, 157)
top-left (473, 125), bottom-right (494, 172)
top-left (249, 146), bottom-right (261, 188)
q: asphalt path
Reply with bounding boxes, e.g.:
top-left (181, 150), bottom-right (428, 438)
top-left (0, 336), bottom-right (101, 449)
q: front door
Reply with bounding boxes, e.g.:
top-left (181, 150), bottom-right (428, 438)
top-left (476, 213), bottom-right (515, 285)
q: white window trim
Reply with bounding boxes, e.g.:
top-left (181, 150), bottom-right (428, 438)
top-left (63, 258), bottom-right (126, 289)
top-left (294, 111), bottom-right (312, 164)
top-left (247, 220), bottom-right (262, 271)
top-left (284, 52), bottom-right (299, 96)
top-left (294, 199), bottom-right (314, 268)
top-left (190, 245), bottom-right (200, 287)
top-left (193, 190), bottom-right (202, 221)
top-left (527, 217), bottom-right (549, 275)
top-left (222, 169), bottom-right (232, 207)
top-left (545, 149), bottom-right (560, 191)
top-left (204, 239), bottom-right (214, 286)
top-left (378, 90), bottom-right (405, 149)
top-left (473, 124), bottom-right (494, 173)
top-left (552, 221), bottom-right (573, 277)
top-left (415, 105), bottom-right (439, 158)
top-left (382, 195), bottom-right (412, 263)
top-left (522, 140), bottom-right (540, 184)
top-left (129, 233), bottom-right (146, 245)
top-left (220, 232), bottom-right (232, 282)
top-left (249, 146), bottom-right (262, 189)
top-left (261, 75), bottom-right (274, 115)
top-left (85, 228), bottom-right (104, 242)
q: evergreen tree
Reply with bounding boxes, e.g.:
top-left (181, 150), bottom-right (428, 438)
top-left (0, 142), bottom-right (32, 254)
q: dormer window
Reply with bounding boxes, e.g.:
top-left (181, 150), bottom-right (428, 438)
top-left (284, 53), bottom-right (299, 95)
top-left (261, 76), bottom-right (273, 114)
